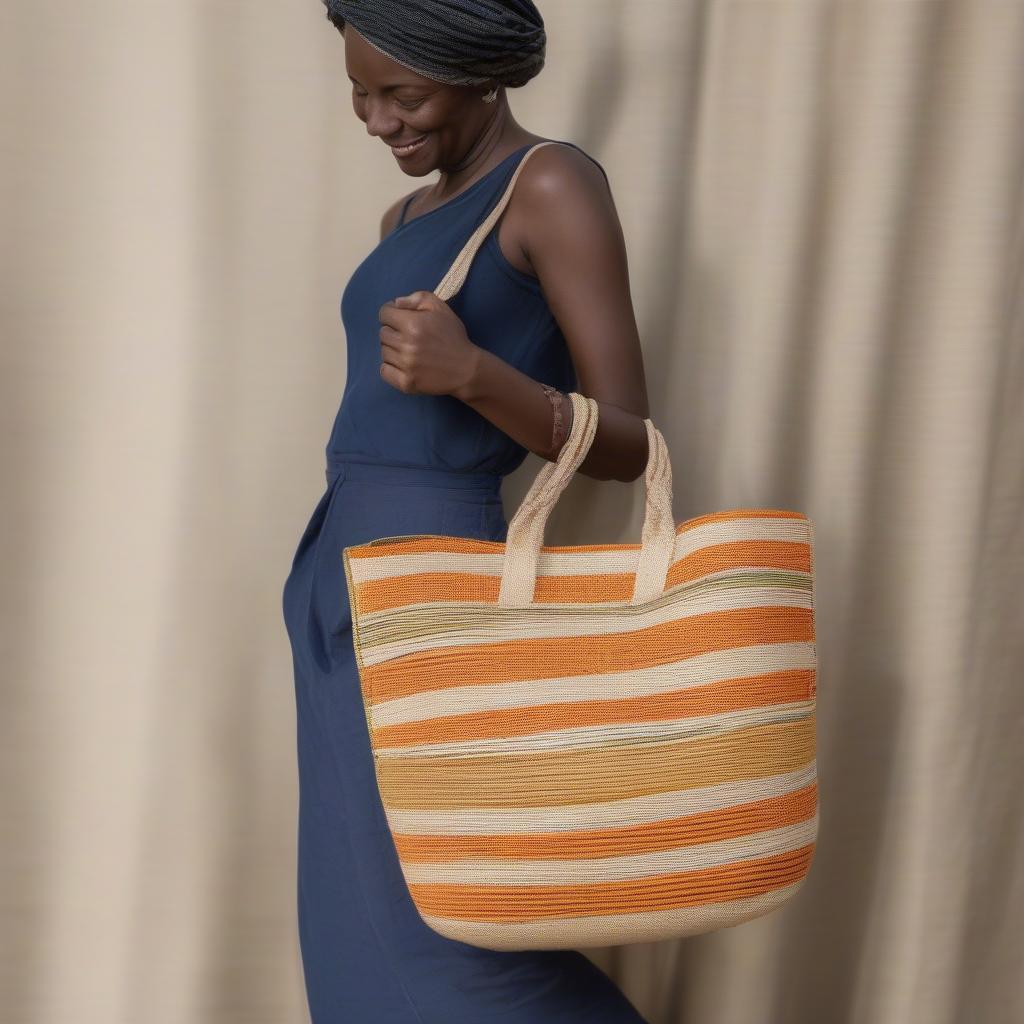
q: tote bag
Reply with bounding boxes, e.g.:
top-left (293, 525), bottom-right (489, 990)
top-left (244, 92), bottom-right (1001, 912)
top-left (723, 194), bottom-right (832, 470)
top-left (342, 144), bottom-right (818, 952)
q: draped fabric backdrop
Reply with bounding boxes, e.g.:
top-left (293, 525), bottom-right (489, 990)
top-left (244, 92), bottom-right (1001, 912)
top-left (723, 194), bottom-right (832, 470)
top-left (3, 1), bottom-right (1022, 1022)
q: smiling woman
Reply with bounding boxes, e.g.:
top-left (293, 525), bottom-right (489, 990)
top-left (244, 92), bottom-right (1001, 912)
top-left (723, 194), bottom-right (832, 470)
top-left (282, 2), bottom-right (652, 1023)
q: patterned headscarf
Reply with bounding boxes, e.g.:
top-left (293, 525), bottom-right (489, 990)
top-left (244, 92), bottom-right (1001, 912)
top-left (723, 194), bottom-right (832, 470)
top-left (321, 0), bottom-right (546, 89)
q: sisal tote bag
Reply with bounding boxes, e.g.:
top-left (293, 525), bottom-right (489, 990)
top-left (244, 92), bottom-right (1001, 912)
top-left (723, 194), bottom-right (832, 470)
top-left (342, 397), bottom-right (819, 952)
top-left (341, 144), bottom-right (818, 953)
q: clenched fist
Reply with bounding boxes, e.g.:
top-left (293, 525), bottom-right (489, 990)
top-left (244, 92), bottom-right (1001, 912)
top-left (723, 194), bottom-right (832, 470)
top-left (377, 291), bottom-right (480, 397)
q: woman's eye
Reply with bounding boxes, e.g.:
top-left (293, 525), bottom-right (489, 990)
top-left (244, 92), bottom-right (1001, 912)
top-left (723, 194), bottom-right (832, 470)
top-left (352, 90), bottom-right (422, 111)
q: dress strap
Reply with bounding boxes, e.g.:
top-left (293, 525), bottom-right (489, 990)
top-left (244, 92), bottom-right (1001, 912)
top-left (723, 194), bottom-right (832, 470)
top-left (396, 189), bottom-right (422, 229)
top-left (432, 141), bottom-right (561, 302)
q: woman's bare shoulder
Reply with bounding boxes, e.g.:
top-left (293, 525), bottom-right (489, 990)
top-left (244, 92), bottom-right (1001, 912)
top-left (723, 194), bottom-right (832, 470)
top-left (518, 141), bottom-right (614, 209)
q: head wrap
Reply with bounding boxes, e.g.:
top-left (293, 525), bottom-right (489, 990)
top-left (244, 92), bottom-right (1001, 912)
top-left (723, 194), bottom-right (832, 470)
top-left (321, 0), bottom-right (546, 89)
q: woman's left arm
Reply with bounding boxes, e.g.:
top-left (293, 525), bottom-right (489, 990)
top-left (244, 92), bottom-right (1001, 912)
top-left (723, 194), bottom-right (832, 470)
top-left (452, 146), bottom-right (651, 483)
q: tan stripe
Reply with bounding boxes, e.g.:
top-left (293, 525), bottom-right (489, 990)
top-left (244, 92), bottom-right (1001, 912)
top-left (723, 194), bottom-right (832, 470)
top-left (419, 878), bottom-right (808, 949)
top-left (373, 668), bottom-right (813, 749)
top-left (393, 781), bottom-right (817, 863)
top-left (407, 843), bottom-right (815, 921)
top-left (356, 539), bottom-right (812, 613)
top-left (366, 606), bottom-right (815, 703)
top-left (385, 760), bottom-right (818, 835)
top-left (376, 717), bottom-right (815, 810)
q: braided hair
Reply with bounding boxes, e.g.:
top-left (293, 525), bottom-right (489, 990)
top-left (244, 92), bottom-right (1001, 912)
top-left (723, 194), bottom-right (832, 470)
top-left (321, 0), bottom-right (546, 89)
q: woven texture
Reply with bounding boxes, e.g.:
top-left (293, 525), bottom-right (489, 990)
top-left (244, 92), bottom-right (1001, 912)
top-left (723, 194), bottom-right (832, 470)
top-left (341, 147), bottom-right (818, 951)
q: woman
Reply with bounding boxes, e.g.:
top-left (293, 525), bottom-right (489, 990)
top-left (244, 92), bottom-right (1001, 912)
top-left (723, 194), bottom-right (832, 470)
top-left (282, 2), bottom-right (652, 1021)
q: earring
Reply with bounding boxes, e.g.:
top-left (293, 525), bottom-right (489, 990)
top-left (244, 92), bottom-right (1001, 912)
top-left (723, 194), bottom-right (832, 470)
top-left (482, 86), bottom-right (499, 103)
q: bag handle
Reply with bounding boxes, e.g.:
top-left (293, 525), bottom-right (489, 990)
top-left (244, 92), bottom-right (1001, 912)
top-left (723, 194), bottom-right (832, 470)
top-left (497, 391), bottom-right (677, 607)
top-left (433, 141), bottom-right (561, 302)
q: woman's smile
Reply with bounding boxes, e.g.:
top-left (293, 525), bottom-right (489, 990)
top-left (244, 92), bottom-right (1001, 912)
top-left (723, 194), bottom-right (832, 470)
top-left (389, 134), bottom-right (428, 157)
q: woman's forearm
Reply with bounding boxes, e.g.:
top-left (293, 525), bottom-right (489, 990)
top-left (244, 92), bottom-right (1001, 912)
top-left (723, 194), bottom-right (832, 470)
top-left (452, 344), bottom-right (648, 482)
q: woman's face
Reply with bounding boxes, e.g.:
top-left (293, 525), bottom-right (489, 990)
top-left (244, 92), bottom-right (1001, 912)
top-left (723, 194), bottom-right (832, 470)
top-left (343, 26), bottom-right (493, 171)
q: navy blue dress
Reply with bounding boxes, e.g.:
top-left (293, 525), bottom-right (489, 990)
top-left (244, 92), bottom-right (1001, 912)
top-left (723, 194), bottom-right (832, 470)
top-left (281, 141), bottom-right (649, 1024)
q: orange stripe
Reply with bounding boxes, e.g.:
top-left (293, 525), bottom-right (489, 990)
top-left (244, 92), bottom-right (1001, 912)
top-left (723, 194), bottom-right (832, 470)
top-left (393, 781), bottom-right (818, 862)
top-left (367, 605), bottom-right (815, 703)
top-left (346, 509), bottom-right (811, 560)
top-left (354, 539), bottom-right (812, 613)
top-left (407, 844), bottom-right (815, 921)
top-left (373, 668), bottom-right (814, 748)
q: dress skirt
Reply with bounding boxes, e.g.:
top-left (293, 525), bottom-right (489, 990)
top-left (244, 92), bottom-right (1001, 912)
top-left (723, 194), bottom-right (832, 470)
top-left (281, 454), bottom-right (650, 1024)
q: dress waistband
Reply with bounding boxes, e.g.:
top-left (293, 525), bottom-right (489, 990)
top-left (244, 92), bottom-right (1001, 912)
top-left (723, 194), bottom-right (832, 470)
top-left (325, 452), bottom-right (503, 491)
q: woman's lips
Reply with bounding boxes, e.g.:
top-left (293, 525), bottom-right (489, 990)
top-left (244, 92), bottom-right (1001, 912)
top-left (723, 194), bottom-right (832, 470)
top-left (389, 135), bottom-right (428, 157)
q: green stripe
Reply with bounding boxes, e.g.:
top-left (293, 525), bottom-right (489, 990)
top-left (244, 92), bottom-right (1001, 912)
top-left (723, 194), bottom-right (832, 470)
top-left (355, 571), bottom-right (812, 653)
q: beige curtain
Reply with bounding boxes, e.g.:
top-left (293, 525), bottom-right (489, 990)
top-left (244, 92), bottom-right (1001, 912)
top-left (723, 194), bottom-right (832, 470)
top-left (3, 1), bottom-right (1022, 1022)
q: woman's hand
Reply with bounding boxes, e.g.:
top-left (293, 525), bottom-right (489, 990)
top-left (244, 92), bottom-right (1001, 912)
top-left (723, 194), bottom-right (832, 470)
top-left (377, 291), bottom-right (480, 397)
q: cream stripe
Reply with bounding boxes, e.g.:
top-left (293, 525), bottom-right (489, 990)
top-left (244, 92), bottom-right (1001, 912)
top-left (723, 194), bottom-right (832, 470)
top-left (347, 516), bottom-right (811, 585)
top-left (400, 811), bottom-right (818, 886)
top-left (384, 761), bottom-right (817, 835)
top-left (358, 584), bottom-right (813, 666)
top-left (371, 641), bottom-right (816, 725)
top-left (375, 699), bottom-right (815, 758)
top-left (418, 879), bottom-right (807, 949)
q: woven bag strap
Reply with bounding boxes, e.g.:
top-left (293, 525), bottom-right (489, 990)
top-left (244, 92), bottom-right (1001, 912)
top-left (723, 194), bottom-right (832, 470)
top-left (497, 391), bottom-right (677, 607)
top-left (432, 141), bottom-right (561, 302)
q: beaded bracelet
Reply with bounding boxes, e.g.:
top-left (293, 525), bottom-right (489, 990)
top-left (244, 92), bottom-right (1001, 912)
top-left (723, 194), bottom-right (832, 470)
top-left (540, 383), bottom-right (572, 458)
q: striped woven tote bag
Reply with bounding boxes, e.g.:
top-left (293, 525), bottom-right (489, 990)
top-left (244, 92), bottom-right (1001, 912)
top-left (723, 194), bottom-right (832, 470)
top-left (342, 385), bottom-right (819, 952)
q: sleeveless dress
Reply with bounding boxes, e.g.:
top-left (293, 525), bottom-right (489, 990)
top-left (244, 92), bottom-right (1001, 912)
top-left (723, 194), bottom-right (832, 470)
top-left (281, 140), bottom-right (649, 1024)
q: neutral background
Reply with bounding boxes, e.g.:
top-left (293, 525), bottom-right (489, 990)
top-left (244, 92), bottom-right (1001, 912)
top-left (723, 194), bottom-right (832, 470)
top-left (3, 1), bottom-right (1023, 1022)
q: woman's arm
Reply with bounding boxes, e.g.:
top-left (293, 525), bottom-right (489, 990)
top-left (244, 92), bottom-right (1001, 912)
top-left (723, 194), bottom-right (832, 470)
top-left (451, 144), bottom-right (650, 483)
